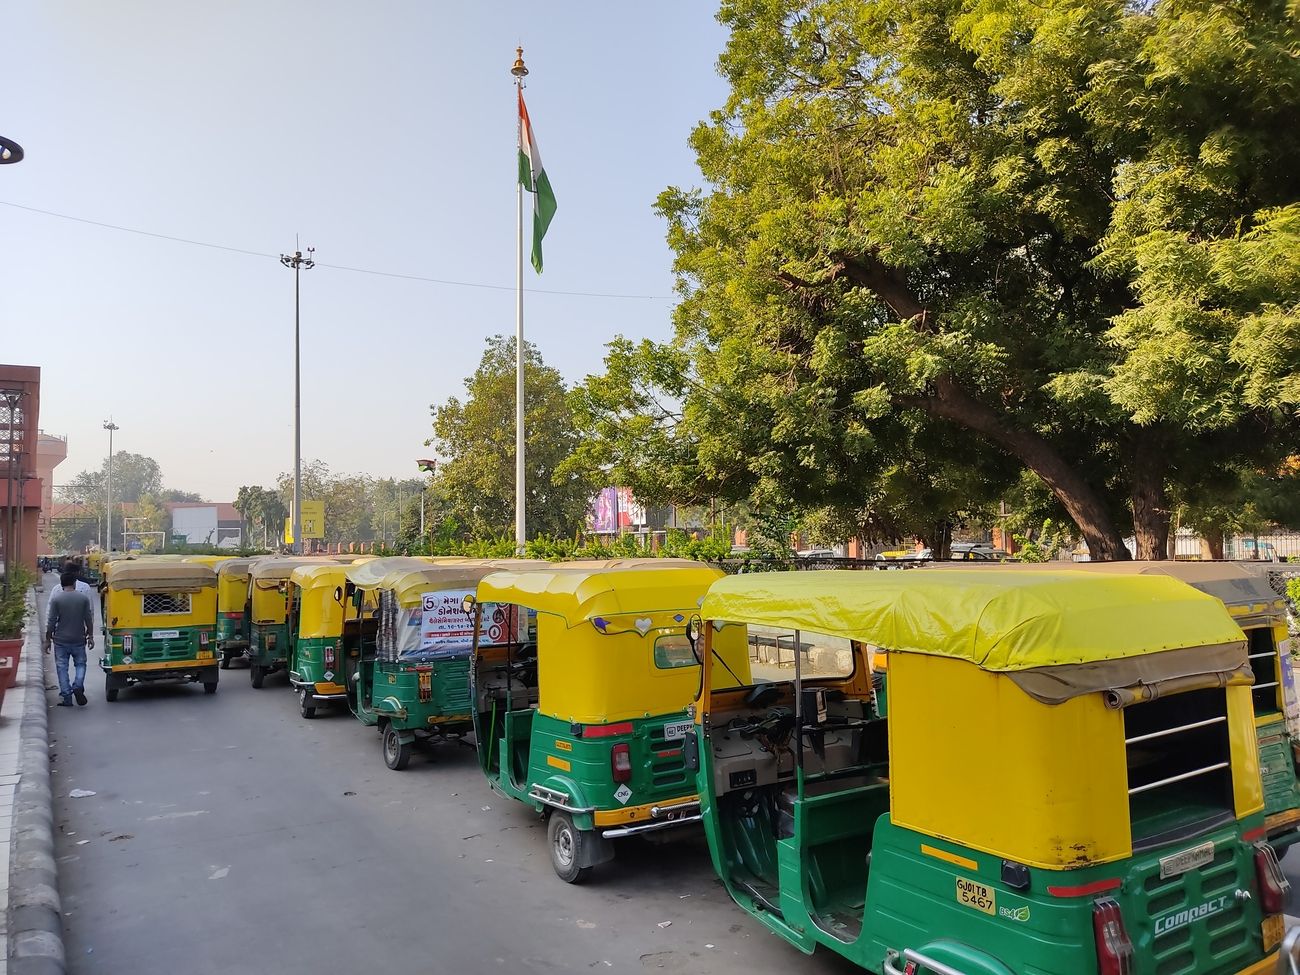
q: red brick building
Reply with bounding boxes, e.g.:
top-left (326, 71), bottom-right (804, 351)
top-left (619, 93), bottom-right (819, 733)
top-left (0, 365), bottom-right (43, 573)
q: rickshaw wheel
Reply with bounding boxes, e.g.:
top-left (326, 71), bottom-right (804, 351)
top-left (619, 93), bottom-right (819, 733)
top-left (105, 687), bottom-right (119, 702)
top-left (204, 682), bottom-right (217, 695)
top-left (220, 655), bottom-right (231, 670)
top-left (547, 812), bottom-right (593, 884)
top-left (382, 725), bottom-right (410, 770)
top-left (299, 690), bottom-right (316, 719)
top-left (249, 665), bottom-right (265, 689)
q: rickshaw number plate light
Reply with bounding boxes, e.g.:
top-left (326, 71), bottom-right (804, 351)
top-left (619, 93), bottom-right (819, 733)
top-left (1159, 841), bottom-right (1214, 879)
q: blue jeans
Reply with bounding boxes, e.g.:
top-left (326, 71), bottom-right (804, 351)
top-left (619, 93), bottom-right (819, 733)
top-left (54, 642), bottom-right (87, 699)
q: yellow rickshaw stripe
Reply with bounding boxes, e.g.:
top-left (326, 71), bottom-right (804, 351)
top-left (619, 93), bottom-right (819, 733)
top-left (920, 844), bottom-right (979, 871)
top-left (1265, 808), bottom-right (1300, 831)
top-left (592, 796), bottom-right (699, 826)
top-left (546, 755), bottom-right (571, 772)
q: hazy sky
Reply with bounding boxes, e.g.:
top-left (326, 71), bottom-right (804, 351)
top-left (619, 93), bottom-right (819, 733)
top-left (1, 3), bottom-right (728, 501)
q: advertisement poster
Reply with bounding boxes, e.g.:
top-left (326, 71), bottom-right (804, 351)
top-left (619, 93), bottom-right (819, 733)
top-left (416, 590), bottom-right (517, 654)
top-left (587, 486), bottom-right (646, 533)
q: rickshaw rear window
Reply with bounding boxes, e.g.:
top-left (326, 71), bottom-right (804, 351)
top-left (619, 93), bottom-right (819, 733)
top-left (143, 592), bottom-right (191, 615)
top-left (1123, 688), bottom-right (1233, 848)
top-left (1247, 627), bottom-right (1281, 717)
top-left (654, 634), bottom-right (697, 670)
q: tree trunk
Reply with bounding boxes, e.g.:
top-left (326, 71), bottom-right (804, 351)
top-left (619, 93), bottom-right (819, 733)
top-left (1201, 526), bottom-right (1225, 560)
top-left (918, 380), bottom-right (1131, 561)
top-left (1130, 441), bottom-right (1169, 561)
top-left (836, 254), bottom-right (1130, 560)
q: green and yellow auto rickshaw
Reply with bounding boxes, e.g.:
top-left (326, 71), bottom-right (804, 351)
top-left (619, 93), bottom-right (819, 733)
top-left (467, 560), bottom-right (753, 883)
top-left (692, 569), bottom-right (1288, 975)
top-left (100, 559), bottom-right (220, 701)
top-left (214, 557), bottom-right (262, 669)
top-left (338, 558), bottom-right (530, 768)
top-left (285, 562), bottom-right (376, 719)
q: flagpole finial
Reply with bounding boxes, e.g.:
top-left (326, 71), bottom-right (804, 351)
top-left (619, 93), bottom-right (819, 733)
top-left (511, 47), bottom-right (529, 80)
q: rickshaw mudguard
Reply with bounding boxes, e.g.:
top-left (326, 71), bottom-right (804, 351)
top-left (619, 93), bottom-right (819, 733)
top-left (532, 774), bottom-right (597, 832)
top-left (375, 696), bottom-right (408, 721)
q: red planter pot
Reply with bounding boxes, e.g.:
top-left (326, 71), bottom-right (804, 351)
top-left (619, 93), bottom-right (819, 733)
top-left (0, 635), bottom-right (23, 697)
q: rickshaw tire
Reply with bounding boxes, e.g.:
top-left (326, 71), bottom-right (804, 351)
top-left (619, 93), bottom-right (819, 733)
top-left (204, 682), bottom-right (217, 695)
top-left (250, 665), bottom-right (265, 689)
top-left (105, 687), bottom-right (119, 702)
top-left (300, 690), bottom-right (316, 719)
top-left (382, 725), bottom-right (410, 770)
top-left (547, 812), bottom-right (594, 884)
top-left (220, 656), bottom-right (231, 670)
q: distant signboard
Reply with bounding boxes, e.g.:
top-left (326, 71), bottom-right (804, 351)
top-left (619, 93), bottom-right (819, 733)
top-left (283, 500), bottom-right (326, 543)
top-left (126, 539), bottom-right (143, 551)
top-left (587, 486), bottom-right (646, 533)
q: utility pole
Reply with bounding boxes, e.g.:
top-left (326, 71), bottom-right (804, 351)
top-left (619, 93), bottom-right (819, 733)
top-left (279, 243), bottom-right (315, 555)
top-left (103, 420), bottom-right (118, 551)
top-left (512, 48), bottom-right (529, 552)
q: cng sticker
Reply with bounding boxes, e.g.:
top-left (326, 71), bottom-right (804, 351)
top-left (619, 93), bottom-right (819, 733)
top-left (956, 877), bottom-right (996, 915)
top-left (613, 784), bottom-right (632, 805)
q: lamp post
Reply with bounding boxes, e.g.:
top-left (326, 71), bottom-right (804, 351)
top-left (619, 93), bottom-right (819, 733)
top-left (103, 420), bottom-right (118, 551)
top-left (416, 459), bottom-right (437, 546)
top-left (279, 244), bottom-right (314, 554)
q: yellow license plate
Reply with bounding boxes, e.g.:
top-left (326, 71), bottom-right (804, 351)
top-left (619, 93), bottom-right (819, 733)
top-left (1263, 913), bottom-right (1284, 952)
top-left (197, 650), bottom-right (213, 659)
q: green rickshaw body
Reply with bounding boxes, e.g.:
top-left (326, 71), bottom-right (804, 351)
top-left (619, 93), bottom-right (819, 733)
top-left (693, 570), bottom-right (1284, 975)
top-left (470, 559), bottom-right (753, 882)
top-left (343, 557), bottom-right (524, 768)
top-left (286, 562), bottom-right (374, 718)
top-left (100, 560), bottom-right (220, 700)
top-left (215, 557), bottom-right (262, 668)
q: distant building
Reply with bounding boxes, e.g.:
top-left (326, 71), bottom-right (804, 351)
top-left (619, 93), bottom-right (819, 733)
top-left (35, 431), bottom-right (68, 554)
top-left (166, 502), bottom-right (242, 548)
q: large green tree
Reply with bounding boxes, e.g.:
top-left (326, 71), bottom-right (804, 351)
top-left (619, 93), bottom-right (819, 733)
top-left (580, 0), bottom-right (1300, 560)
top-left (65, 451), bottom-right (163, 506)
top-left (430, 336), bottom-right (596, 540)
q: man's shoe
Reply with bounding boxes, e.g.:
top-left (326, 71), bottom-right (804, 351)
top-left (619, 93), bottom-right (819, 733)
top-left (56, 697), bottom-right (72, 707)
top-left (74, 689), bottom-right (87, 706)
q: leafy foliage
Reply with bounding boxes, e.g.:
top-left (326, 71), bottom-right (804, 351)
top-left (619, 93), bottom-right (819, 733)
top-left (577, 0), bottom-right (1300, 559)
top-left (429, 336), bottom-right (597, 540)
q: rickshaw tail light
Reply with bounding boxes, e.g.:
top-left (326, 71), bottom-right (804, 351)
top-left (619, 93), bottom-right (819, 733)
top-left (325, 642), bottom-right (337, 667)
top-left (1091, 897), bottom-right (1133, 975)
top-left (1254, 841), bottom-right (1290, 915)
top-left (122, 634), bottom-right (133, 653)
top-left (611, 743), bottom-right (632, 783)
top-left (199, 631), bottom-right (209, 647)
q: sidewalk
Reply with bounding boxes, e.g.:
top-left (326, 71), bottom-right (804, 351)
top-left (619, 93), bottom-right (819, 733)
top-left (4, 583), bottom-right (65, 975)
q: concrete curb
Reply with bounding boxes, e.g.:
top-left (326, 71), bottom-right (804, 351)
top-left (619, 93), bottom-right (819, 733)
top-left (8, 588), bottom-right (64, 975)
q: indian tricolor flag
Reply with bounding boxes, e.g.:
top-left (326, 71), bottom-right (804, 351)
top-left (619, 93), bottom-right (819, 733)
top-left (518, 89), bottom-right (557, 274)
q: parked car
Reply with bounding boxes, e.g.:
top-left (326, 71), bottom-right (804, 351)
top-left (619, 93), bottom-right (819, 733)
top-left (949, 542), bottom-right (1010, 561)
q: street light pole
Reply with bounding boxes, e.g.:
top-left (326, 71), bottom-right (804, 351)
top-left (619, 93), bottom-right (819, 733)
top-left (280, 244), bottom-right (315, 555)
top-left (103, 421), bottom-right (118, 551)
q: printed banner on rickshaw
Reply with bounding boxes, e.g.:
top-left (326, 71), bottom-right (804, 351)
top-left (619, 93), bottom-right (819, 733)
top-left (399, 590), bottom-right (520, 659)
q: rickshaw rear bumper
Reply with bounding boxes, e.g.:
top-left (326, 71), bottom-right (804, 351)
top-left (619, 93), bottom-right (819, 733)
top-left (600, 800), bottom-right (702, 838)
top-left (289, 678), bottom-right (347, 702)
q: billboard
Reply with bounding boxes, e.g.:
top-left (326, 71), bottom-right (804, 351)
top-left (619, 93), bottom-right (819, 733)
top-left (587, 486), bottom-right (645, 533)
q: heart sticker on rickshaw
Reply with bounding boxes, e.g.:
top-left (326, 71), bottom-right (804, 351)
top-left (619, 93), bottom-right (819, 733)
top-left (634, 618), bottom-right (653, 635)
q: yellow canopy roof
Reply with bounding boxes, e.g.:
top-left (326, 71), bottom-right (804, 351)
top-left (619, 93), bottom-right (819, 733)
top-left (344, 557), bottom-right (544, 607)
top-left (289, 562), bottom-right (351, 591)
top-left (250, 555), bottom-right (358, 584)
top-left (216, 556), bottom-right (266, 582)
top-left (106, 560), bottom-right (217, 591)
top-left (1064, 560), bottom-right (1284, 618)
top-left (701, 570), bottom-right (1245, 671)
top-left (477, 560), bottom-right (724, 628)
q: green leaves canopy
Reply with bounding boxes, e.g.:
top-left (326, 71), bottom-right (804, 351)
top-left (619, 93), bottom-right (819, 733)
top-left (580, 0), bottom-right (1300, 558)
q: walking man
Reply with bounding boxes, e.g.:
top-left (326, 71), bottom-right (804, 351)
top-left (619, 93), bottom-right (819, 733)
top-left (45, 569), bottom-right (95, 707)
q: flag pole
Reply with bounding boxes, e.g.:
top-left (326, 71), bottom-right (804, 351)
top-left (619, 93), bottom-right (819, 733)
top-left (512, 47), bottom-right (529, 552)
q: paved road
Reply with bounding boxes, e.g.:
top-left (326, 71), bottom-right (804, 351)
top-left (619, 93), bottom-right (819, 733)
top-left (43, 579), bottom-right (857, 975)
